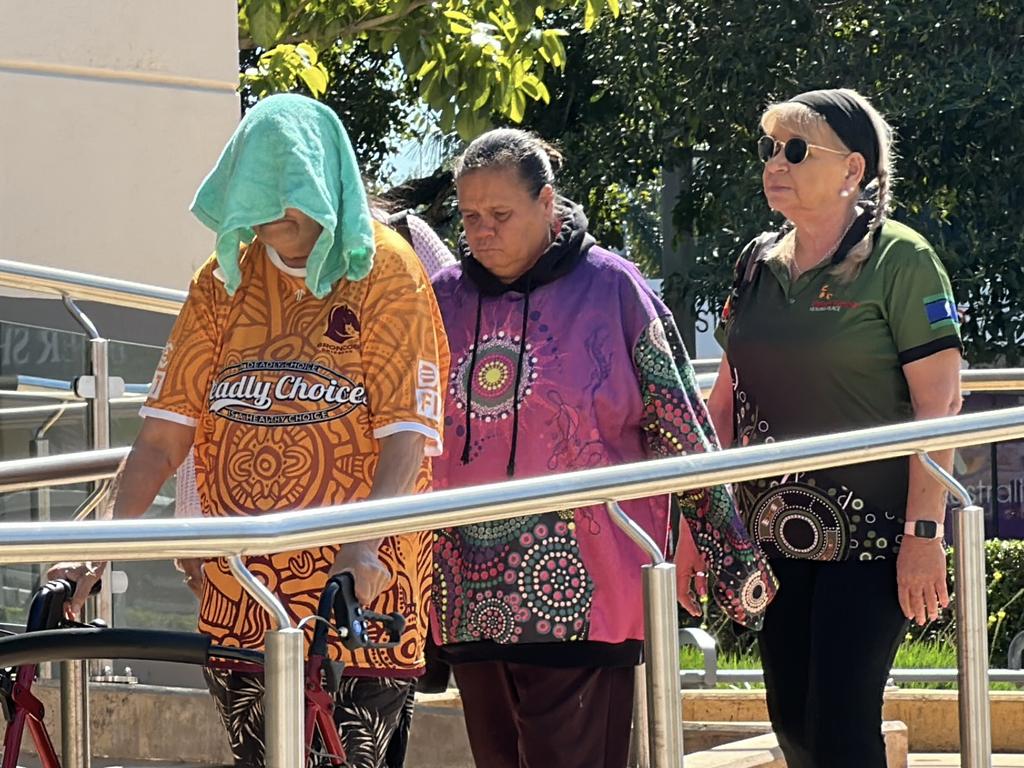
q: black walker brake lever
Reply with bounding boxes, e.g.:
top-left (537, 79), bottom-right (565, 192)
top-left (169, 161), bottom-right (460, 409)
top-left (328, 573), bottom-right (407, 651)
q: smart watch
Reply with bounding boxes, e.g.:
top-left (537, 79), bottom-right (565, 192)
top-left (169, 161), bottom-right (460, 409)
top-left (903, 520), bottom-right (944, 539)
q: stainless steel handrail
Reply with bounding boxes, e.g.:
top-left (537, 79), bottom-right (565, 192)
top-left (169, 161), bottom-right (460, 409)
top-left (691, 358), bottom-right (721, 374)
top-left (9, 375), bottom-right (74, 393)
top-left (0, 258), bottom-right (186, 315)
top-left (695, 368), bottom-right (1024, 396)
top-left (678, 668), bottom-right (1024, 686)
top-left (2, 407), bottom-right (1023, 558)
top-left (8, 368), bottom-right (1022, 410)
top-left (2, 375), bottom-right (152, 397)
top-left (0, 408), bottom-right (1015, 558)
top-left (2, 410), bottom-right (1018, 768)
top-left (0, 448), bottom-right (130, 493)
top-left (0, 398), bottom-right (147, 421)
top-left (962, 368), bottom-right (1024, 391)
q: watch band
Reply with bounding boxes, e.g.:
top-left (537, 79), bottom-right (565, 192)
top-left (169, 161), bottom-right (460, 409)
top-left (904, 520), bottom-right (944, 539)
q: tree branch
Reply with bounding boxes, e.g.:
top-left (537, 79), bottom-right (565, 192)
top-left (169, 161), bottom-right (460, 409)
top-left (239, 0), bottom-right (433, 52)
top-left (382, 168), bottom-right (455, 225)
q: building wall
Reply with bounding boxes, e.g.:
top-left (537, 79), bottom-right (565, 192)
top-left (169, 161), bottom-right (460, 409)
top-left (0, 3), bottom-right (240, 678)
top-left (0, 0), bottom-right (240, 291)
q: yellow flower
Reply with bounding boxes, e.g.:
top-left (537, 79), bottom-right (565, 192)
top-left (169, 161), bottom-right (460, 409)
top-left (993, 570), bottom-right (1004, 582)
top-left (988, 614), bottom-right (998, 625)
top-left (998, 610), bottom-right (1007, 620)
top-left (904, 633), bottom-right (913, 642)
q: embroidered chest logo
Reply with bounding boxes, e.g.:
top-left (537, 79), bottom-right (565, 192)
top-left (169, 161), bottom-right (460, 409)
top-left (324, 304), bottom-right (360, 345)
top-left (208, 361), bottom-right (367, 426)
top-left (809, 283), bottom-right (860, 313)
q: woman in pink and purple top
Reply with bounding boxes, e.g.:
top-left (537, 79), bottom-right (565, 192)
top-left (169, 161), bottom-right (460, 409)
top-left (429, 128), bottom-right (775, 768)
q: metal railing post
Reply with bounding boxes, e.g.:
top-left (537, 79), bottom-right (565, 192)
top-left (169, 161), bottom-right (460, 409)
top-left (678, 628), bottom-right (718, 688)
top-left (227, 556), bottom-right (304, 768)
top-left (59, 660), bottom-right (89, 768)
top-left (953, 505), bottom-right (992, 766)
top-left (643, 562), bottom-right (684, 767)
top-left (61, 297), bottom-right (115, 631)
top-left (86, 336), bottom-right (114, 629)
top-left (58, 295), bottom-right (104, 768)
top-left (607, 502), bottom-right (683, 768)
top-left (628, 663), bottom-right (651, 768)
top-left (917, 452), bottom-right (992, 767)
top-left (264, 629), bottom-right (306, 768)
top-left (30, 427), bottom-right (58, 680)
top-left (87, 339), bottom-right (111, 451)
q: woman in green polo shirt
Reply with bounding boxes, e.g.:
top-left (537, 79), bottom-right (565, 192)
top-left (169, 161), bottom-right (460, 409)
top-left (711, 88), bottom-right (963, 768)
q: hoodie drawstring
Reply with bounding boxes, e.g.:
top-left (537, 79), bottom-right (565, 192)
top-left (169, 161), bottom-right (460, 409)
top-left (460, 285), bottom-right (532, 476)
top-left (460, 291), bottom-right (485, 465)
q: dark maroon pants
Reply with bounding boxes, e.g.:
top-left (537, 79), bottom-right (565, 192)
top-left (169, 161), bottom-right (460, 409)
top-left (453, 661), bottom-right (634, 768)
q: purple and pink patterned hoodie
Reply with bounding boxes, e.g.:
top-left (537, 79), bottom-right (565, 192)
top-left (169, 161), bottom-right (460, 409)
top-left (430, 201), bottom-right (774, 655)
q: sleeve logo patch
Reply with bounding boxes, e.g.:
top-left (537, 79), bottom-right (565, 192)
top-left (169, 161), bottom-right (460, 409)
top-left (923, 294), bottom-right (959, 330)
top-left (416, 360), bottom-right (441, 421)
top-left (149, 370), bottom-right (166, 401)
top-left (149, 342), bottom-right (173, 399)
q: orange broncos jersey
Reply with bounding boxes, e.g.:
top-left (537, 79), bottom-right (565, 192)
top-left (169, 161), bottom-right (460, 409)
top-left (142, 223), bottom-right (450, 673)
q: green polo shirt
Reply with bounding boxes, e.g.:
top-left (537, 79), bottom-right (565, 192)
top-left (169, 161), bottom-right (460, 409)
top-left (718, 219), bottom-right (961, 561)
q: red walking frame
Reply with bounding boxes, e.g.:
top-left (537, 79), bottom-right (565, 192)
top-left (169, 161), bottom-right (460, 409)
top-left (0, 574), bottom-right (404, 767)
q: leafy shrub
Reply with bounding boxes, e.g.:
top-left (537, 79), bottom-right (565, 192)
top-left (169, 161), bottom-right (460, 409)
top-left (929, 538), bottom-right (1024, 665)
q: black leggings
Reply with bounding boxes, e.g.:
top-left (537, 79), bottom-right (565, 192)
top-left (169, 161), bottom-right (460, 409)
top-left (758, 558), bottom-right (907, 768)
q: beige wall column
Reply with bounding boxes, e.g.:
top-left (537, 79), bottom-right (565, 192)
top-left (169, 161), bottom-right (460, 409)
top-left (0, 1), bottom-right (240, 290)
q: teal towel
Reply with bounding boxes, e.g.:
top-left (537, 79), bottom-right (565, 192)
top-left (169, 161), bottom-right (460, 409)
top-left (190, 94), bottom-right (375, 298)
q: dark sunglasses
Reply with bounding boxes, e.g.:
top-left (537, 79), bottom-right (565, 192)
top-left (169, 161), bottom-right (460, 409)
top-left (757, 135), bottom-right (849, 165)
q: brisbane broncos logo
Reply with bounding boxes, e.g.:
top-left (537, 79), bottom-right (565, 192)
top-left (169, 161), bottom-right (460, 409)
top-left (325, 305), bottom-right (360, 345)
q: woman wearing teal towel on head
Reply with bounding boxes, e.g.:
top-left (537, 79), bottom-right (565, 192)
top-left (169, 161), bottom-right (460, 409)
top-left (48, 94), bottom-right (450, 768)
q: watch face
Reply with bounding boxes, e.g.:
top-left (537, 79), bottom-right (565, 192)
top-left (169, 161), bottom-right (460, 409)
top-left (915, 520), bottom-right (939, 538)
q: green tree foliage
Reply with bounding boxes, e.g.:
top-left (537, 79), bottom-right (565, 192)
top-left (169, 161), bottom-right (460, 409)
top-left (240, 41), bottom-right (417, 180)
top-left (519, 1), bottom-right (1024, 363)
top-left (237, 0), bottom-right (618, 139)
